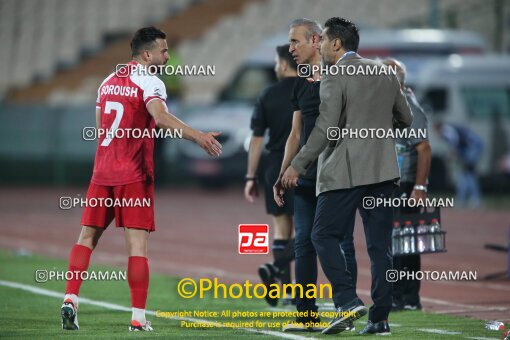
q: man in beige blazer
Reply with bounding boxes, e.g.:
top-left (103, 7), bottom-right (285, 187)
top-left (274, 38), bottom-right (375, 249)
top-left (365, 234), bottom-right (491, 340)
top-left (280, 17), bottom-right (412, 335)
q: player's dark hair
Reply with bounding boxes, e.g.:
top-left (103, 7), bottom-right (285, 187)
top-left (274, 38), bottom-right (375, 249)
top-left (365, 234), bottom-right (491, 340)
top-left (276, 44), bottom-right (298, 70)
top-left (324, 17), bottom-right (359, 52)
top-left (130, 26), bottom-right (167, 57)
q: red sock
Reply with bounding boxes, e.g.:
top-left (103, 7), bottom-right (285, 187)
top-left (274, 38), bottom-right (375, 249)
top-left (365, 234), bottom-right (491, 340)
top-left (128, 256), bottom-right (149, 309)
top-left (65, 244), bottom-right (92, 295)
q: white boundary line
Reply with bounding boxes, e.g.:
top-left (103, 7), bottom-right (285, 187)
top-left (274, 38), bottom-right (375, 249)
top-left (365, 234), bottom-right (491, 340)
top-left (0, 280), bottom-right (315, 340)
top-left (418, 328), bottom-right (462, 335)
top-left (0, 280), bottom-right (502, 340)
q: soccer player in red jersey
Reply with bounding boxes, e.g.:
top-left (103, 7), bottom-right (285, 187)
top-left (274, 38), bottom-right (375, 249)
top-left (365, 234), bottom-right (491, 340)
top-left (60, 27), bottom-right (222, 332)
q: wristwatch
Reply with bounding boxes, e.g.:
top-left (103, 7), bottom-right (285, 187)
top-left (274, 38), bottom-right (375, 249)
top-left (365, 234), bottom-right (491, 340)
top-left (413, 184), bottom-right (427, 192)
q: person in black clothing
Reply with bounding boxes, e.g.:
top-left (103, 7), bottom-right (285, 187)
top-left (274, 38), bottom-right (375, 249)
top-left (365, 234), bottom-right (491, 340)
top-left (245, 44), bottom-right (297, 306)
top-left (383, 58), bottom-right (431, 312)
top-left (273, 18), bottom-right (357, 332)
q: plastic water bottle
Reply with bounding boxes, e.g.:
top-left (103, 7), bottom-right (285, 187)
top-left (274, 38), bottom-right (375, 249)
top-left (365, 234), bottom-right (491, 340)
top-left (416, 219), bottom-right (428, 253)
top-left (430, 218), bottom-right (443, 251)
top-left (402, 221), bottom-right (415, 254)
top-left (392, 221), bottom-right (402, 255)
top-left (409, 221), bottom-right (416, 254)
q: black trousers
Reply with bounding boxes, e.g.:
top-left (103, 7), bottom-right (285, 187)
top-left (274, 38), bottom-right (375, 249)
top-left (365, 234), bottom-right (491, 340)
top-left (294, 178), bottom-right (357, 315)
top-left (312, 180), bottom-right (395, 322)
top-left (393, 182), bottom-right (421, 306)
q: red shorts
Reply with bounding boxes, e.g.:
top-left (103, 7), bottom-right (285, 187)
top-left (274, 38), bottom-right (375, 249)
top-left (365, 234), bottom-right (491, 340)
top-left (80, 181), bottom-right (155, 231)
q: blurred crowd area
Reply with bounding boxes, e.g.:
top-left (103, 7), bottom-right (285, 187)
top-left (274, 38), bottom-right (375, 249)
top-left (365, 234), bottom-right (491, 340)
top-left (0, 0), bottom-right (509, 197)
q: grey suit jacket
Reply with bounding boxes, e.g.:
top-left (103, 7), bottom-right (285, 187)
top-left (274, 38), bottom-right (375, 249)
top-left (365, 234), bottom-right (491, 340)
top-left (291, 53), bottom-right (413, 195)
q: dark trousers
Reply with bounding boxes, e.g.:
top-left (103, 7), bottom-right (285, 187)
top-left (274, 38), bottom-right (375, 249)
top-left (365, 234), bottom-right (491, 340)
top-left (294, 178), bottom-right (357, 314)
top-left (393, 182), bottom-right (421, 306)
top-left (273, 239), bottom-right (295, 270)
top-left (312, 181), bottom-right (394, 322)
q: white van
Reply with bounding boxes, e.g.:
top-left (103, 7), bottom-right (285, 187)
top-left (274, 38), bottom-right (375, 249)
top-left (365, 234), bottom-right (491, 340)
top-left (412, 55), bottom-right (510, 182)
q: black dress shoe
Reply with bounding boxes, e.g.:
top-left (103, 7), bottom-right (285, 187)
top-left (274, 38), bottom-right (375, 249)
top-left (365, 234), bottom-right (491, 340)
top-left (282, 318), bottom-right (324, 332)
top-left (358, 320), bottom-right (391, 335)
top-left (283, 312), bottom-right (324, 332)
top-left (322, 298), bottom-right (368, 335)
top-left (391, 301), bottom-right (405, 312)
top-left (345, 321), bottom-right (355, 331)
top-left (258, 263), bottom-right (279, 306)
top-left (403, 302), bottom-right (422, 311)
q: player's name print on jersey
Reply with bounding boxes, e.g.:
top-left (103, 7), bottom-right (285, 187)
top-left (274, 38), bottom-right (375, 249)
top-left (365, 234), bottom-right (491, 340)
top-left (92, 60), bottom-right (167, 186)
top-left (100, 85), bottom-right (138, 98)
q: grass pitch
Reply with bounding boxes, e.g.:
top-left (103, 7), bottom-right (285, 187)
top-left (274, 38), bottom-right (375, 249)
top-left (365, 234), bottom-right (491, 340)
top-left (0, 250), bottom-right (504, 339)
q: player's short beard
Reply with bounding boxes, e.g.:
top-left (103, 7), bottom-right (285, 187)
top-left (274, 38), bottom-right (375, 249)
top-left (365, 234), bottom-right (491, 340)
top-left (151, 59), bottom-right (164, 67)
top-left (321, 50), bottom-right (335, 66)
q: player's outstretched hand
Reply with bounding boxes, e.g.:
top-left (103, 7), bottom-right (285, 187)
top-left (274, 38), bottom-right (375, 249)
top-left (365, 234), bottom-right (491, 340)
top-left (196, 131), bottom-right (222, 157)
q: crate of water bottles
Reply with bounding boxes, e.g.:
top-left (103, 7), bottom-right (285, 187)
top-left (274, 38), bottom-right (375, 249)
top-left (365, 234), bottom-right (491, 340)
top-left (392, 208), bottom-right (447, 256)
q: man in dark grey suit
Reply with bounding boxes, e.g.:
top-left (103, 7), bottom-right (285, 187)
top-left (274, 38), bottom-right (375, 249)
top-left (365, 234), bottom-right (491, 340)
top-left (281, 17), bottom-right (413, 335)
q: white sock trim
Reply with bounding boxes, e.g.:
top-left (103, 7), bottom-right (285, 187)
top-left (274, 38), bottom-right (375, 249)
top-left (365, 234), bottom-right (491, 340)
top-left (64, 294), bottom-right (78, 307)
top-left (132, 307), bottom-right (146, 325)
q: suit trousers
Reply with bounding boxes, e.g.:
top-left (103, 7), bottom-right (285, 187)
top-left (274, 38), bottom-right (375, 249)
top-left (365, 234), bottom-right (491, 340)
top-left (311, 180), bottom-right (395, 322)
top-left (294, 178), bottom-right (357, 315)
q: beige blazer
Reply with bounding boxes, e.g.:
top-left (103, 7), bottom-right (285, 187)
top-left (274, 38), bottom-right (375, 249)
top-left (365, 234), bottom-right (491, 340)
top-left (291, 53), bottom-right (413, 195)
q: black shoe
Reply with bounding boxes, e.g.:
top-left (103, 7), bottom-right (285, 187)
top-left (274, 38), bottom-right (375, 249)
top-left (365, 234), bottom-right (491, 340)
top-left (391, 301), bottom-right (405, 312)
top-left (322, 298), bottom-right (368, 335)
top-left (358, 320), bottom-right (391, 335)
top-left (345, 321), bottom-right (355, 332)
top-left (283, 313), bottom-right (323, 332)
top-left (258, 263), bottom-right (279, 306)
top-left (403, 303), bottom-right (422, 311)
top-left (282, 319), bottom-right (324, 332)
top-left (61, 301), bottom-right (79, 330)
top-left (281, 296), bottom-right (296, 306)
